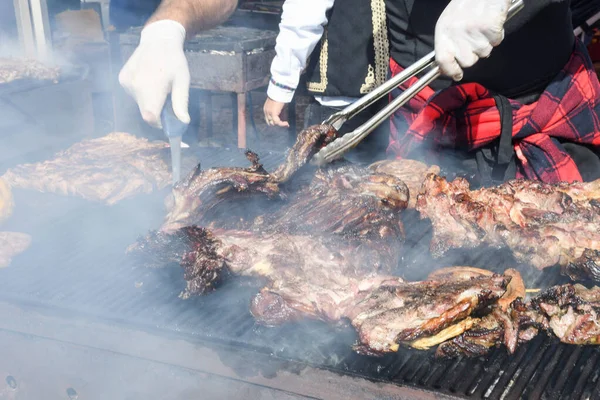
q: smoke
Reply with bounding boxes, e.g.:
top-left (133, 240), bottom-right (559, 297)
top-left (0, 3), bottom-right (487, 394)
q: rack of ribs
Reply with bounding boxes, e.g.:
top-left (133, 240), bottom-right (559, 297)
top-left (2, 132), bottom-right (187, 205)
top-left (0, 58), bottom-right (60, 84)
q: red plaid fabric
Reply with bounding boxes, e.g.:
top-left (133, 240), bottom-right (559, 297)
top-left (387, 40), bottom-right (600, 183)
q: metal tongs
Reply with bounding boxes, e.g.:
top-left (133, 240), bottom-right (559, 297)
top-left (311, 0), bottom-right (525, 166)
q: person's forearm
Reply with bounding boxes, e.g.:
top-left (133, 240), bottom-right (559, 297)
top-left (268, 0), bottom-right (334, 102)
top-left (147, 0), bottom-right (238, 36)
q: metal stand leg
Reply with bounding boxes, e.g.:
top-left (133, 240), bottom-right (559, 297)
top-left (13, 0), bottom-right (36, 58)
top-left (231, 93), bottom-right (237, 139)
top-left (237, 92), bottom-right (247, 149)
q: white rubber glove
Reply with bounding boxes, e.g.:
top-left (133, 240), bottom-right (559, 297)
top-left (119, 20), bottom-right (191, 128)
top-left (434, 0), bottom-right (511, 81)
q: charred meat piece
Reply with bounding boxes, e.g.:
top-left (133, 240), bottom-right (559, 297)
top-left (0, 58), bottom-right (60, 84)
top-left (269, 124), bottom-right (338, 183)
top-left (161, 125), bottom-right (339, 232)
top-left (162, 150), bottom-right (408, 241)
top-left (435, 299), bottom-right (547, 358)
top-left (348, 274), bottom-right (510, 353)
top-left (258, 163), bottom-right (408, 240)
top-left (131, 225), bottom-right (519, 354)
top-left (416, 174), bottom-right (600, 281)
top-left (436, 311), bottom-right (506, 358)
top-left (133, 225), bottom-right (403, 312)
top-left (2, 132), bottom-right (191, 205)
top-left (533, 284), bottom-right (600, 345)
top-left (427, 267), bottom-right (525, 312)
top-left (439, 282), bottom-right (600, 357)
top-left (162, 150), bottom-right (281, 232)
top-left (368, 159), bottom-right (440, 209)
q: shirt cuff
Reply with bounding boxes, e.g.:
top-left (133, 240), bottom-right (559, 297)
top-left (267, 78), bottom-right (296, 103)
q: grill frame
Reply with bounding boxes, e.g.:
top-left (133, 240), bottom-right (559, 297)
top-left (0, 147), bottom-right (597, 400)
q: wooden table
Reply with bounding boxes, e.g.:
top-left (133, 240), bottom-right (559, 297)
top-left (119, 26), bottom-right (278, 148)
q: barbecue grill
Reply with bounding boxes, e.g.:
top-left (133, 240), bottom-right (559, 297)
top-left (0, 146), bottom-right (596, 400)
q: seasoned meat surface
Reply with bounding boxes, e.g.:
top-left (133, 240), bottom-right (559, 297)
top-left (416, 174), bottom-right (600, 281)
top-left (348, 274), bottom-right (509, 353)
top-left (2, 132), bottom-right (189, 205)
top-left (256, 163), bottom-right (408, 240)
top-left (0, 58), bottom-right (60, 84)
top-left (533, 284), bottom-right (600, 345)
top-left (132, 123), bottom-right (600, 357)
top-left (368, 159), bottom-right (440, 208)
top-left (269, 124), bottom-right (338, 183)
top-left (131, 225), bottom-right (517, 353)
top-left (161, 125), bottom-right (341, 232)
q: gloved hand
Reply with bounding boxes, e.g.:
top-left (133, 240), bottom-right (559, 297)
top-left (263, 97), bottom-right (290, 128)
top-left (434, 0), bottom-right (511, 81)
top-left (119, 20), bottom-right (191, 128)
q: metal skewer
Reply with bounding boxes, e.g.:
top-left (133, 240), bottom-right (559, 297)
top-left (311, 0), bottom-right (524, 166)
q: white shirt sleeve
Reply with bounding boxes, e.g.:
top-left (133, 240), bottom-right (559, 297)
top-left (267, 0), bottom-right (335, 103)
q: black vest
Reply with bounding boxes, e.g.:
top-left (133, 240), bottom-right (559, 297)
top-left (304, 0), bottom-right (390, 98)
top-left (385, 0), bottom-right (574, 99)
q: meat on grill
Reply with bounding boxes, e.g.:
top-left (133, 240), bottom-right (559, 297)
top-left (368, 159), bottom-right (440, 209)
top-left (0, 232), bottom-right (32, 268)
top-left (131, 122), bottom-right (508, 353)
top-left (161, 125), bottom-right (339, 232)
top-left (254, 163), bottom-right (408, 240)
top-left (533, 284), bottom-right (600, 345)
top-left (0, 58), bottom-right (60, 84)
top-left (130, 225), bottom-right (513, 353)
top-left (437, 282), bottom-right (600, 357)
top-left (416, 174), bottom-right (600, 282)
top-left (435, 304), bottom-right (544, 358)
top-left (2, 132), bottom-right (195, 205)
top-left (347, 274), bottom-right (509, 353)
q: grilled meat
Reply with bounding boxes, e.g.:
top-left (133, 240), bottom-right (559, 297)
top-left (533, 284), bottom-right (600, 345)
top-left (131, 225), bottom-right (402, 303)
top-left (162, 150), bottom-right (281, 232)
top-left (429, 268), bottom-right (544, 358)
top-left (131, 225), bottom-right (516, 354)
top-left (416, 174), bottom-right (600, 281)
top-left (436, 283), bottom-right (600, 357)
top-left (269, 124), bottom-right (338, 183)
top-left (161, 125), bottom-right (338, 232)
top-left (255, 163), bottom-right (408, 240)
top-left (0, 232), bottom-right (31, 268)
top-left (348, 274), bottom-right (510, 353)
top-left (368, 159), bottom-right (440, 209)
top-left (2, 132), bottom-right (193, 205)
top-left (0, 58), bottom-right (60, 84)
top-left (427, 267), bottom-right (525, 312)
top-left (435, 298), bottom-right (548, 358)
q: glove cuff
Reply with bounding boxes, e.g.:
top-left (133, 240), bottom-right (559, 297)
top-left (140, 20), bottom-right (186, 46)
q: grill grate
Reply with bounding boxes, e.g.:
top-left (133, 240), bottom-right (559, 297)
top-left (0, 147), bottom-right (597, 399)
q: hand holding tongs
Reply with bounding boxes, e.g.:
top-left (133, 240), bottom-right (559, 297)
top-left (311, 0), bottom-right (524, 166)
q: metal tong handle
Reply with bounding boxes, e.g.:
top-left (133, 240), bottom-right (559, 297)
top-left (313, 0), bottom-right (524, 166)
top-left (322, 52), bottom-right (436, 130)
